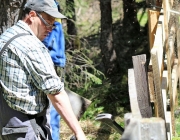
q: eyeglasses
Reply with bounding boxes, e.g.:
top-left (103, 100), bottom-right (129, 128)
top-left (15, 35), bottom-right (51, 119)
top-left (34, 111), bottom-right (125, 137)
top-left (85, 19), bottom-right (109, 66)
top-left (36, 12), bottom-right (56, 30)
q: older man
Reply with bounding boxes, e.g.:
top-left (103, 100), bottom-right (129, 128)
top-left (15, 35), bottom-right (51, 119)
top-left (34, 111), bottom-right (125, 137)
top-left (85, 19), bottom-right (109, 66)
top-left (0, 0), bottom-right (86, 139)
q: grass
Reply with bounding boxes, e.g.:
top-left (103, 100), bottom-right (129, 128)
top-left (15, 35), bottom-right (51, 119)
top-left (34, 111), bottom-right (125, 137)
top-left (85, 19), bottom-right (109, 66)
top-left (60, 116), bottom-right (123, 139)
top-left (60, 113), bottom-right (180, 140)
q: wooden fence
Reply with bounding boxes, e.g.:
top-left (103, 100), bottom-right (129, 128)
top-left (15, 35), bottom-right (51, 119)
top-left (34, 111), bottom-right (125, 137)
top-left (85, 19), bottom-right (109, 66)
top-left (121, 0), bottom-right (180, 139)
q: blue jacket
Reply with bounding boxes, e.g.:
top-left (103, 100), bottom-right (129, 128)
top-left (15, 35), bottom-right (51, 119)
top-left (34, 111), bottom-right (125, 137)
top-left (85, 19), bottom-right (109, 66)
top-left (42, 21), bottom-right (66, 67)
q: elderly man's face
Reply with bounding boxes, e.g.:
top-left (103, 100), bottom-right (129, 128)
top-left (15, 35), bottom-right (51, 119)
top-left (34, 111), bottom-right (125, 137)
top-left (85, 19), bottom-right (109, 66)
top-left (36, 12), bottom-right (55, 41)
top-left (23, 10), bottom-right (55, 41)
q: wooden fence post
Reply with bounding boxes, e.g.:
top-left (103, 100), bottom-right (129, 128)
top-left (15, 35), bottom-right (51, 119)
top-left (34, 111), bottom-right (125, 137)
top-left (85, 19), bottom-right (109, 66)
top-left (132, 54), bottom-right (152, 118)
top-left (128, 69), bottom-right (142, 118)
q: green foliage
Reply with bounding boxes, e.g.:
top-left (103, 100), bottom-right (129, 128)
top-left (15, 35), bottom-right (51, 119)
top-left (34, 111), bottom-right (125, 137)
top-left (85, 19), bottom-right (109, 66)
top-left (75, 0), bottom-right (89, 8)
top-left (58, 0), bottom-right (132, 123)
top-left (58, 48), bottom-right (104, 94)
top-left (82, 100), bottom-right (104, 120)
top-left (137, 8), bottom-right (148, 27)
top-left (135, 0), bottom-right (145, 2)
top-left (173, 137), bottom-right (180, 140)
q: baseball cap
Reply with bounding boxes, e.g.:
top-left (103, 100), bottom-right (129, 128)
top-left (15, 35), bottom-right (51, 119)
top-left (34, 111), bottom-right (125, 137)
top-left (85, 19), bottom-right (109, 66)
top-left (24, 0), bottom-right (66, 19)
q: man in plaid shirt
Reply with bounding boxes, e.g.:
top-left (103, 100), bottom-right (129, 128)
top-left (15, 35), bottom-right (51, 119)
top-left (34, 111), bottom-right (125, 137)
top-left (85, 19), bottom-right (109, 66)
top-left (0, 0), bottom-right (86, 139)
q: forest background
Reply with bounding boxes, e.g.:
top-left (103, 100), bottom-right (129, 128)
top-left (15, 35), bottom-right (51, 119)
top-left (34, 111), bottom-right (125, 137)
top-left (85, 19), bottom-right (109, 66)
top-left (59, 0), bottom-right (150, 139)
top-left (1, 0), bottom-right (177, 139)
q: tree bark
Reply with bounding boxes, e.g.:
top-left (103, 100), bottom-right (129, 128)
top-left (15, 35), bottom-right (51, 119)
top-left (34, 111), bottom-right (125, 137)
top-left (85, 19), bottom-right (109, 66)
top-left (99, 0), bottom-right (118, 77)
top-left (123, 0), bottom-right (139, 34)
top-left (66, 0), bottom-right (77, 36)
top-left (66, 0), bottom-right (79, 50)
top-left (0, 0), bottom-right (26, 35)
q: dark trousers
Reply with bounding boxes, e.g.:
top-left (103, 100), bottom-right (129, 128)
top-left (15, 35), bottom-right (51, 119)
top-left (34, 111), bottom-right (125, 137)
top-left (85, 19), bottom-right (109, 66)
top-left (0, 93), bottom-right (52, 140)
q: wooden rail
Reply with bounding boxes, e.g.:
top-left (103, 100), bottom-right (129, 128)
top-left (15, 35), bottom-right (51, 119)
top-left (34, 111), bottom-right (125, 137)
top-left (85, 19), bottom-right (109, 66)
top-left (121, 0), bottom-right (180, 139)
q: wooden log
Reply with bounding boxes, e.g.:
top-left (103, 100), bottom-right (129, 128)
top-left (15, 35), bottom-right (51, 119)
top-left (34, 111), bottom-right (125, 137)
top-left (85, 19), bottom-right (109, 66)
top-left (122, 113), bottom-right (166, 140)
top-left (128, 69), bottom-right (142, 118)
top-left (132, 54), bottom-right (152, 118)
top-left (140, 117), bottom-right (166, 140)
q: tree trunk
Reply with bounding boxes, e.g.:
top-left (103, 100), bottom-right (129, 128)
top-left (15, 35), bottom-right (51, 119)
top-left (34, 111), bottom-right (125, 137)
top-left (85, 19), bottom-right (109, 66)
top-left (66, 0), bottom-right (77, 36)
top-left (99, 0), bottom-right (118, 77)
top-left (123, 0), bottom-right (139, 35)
top-left (113, 0), bottom-right (148, 68)
top-left (66, 0), bottom-right (79, 50)
top-left (0, 0), bottom-right (26, 35)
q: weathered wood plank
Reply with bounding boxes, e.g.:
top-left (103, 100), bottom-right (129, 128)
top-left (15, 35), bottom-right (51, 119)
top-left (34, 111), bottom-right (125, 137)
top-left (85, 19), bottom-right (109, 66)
top-left (161, 70), bottom-right (168, 119)
top-left (161, 70), bottom-right (172, 140)
top-left (151, 21), bottom-right (164, 77)
top-left (171, 59), bottom-right (178, 107)
top-left (140, 117), bottom-right (166, 140)
top-left (148, 66), bottom-right (155, 103)
top-left (159, 13), bottom-right (166, 47)
top-left (151, 51), bottom-right (165, 119)
top-left (132, 54), bottom-right (152, 118)
top-left (166, 111), bottom-right (173, 140)
top-left (163, 0), bottom-right (178, 136)
top-left (177, 26), bottom-right (180, 97)
top-left (176, 27), bottom-right (180, 111)
top-left (166, 37), bottom-right (175, 136)
top-left (122, 113), bottom-right (166, 140)
top-left (151, 21), bottom-right (165, 119)
top-left (168, 23), bottom-right (176, 67)
top-left (163, 0), bottom-right (170, 24)
top-left (165, 23), bottom-right (176, 136)
top-left (148, 9), bottom-right (160, 50)
top-left (128, 69), bottom-right (142, 118)
top-left (148, 65), bottom-right (158, 116)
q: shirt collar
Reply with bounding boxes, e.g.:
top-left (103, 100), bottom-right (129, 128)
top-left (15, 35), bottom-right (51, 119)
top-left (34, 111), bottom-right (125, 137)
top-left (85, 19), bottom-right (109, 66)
top-left (16, 20), bottom-right (36, 36)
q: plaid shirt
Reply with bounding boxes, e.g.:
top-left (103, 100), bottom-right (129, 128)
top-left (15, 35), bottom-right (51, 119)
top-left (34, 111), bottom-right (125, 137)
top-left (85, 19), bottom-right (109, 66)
top-left (0, 20), bottom-right (64, 115)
